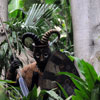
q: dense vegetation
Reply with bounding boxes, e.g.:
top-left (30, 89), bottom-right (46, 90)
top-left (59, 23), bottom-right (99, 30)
top-left (1, 0), bottom-right (100, 100)
top-left (1, 56), bottom-right (100, 100)
top-left (0, 0), bottom-right (73, 77)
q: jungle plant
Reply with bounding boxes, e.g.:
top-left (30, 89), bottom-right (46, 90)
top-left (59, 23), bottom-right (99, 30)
top-left (0, 79), bottom-right (64, 100)
top-left (0, 1), bottom-right (64, 78)
top-left (1, 55), bottom-right (100, 100)
top-left (58, 56), bottom-right (100, 100)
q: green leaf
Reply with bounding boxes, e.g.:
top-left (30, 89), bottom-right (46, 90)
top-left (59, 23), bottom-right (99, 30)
top-left (71, 79), bottom-right (90, 100)
top-left (12, 31), bottom-right (17, 39)
top-left (80, 60), bottom-right (98, 90)
top-left (72, 96), bottom-right (77, 100)
top-left (45, 0), bottom-right (56, 4)
top-left (38, 90), bottom-right (46, 100)
top-left (72, 95), bottom-right (83, 100)
top-left (58, 71), bottom-right (90, 99)
top-left (56, 82), bottom-right (68, 98)
top-left (68, 56), bottom-right (75, 62)
top-left (8, 0), bottom-right (24, 12)
top-left (73, 89), bottom-right (84, 100)
top-left (0, 87), bottom-right (8, 100)
top-left (0, 80), bottom-right (15, 84)
top-left (9, 36), bottom-right (13, 43)
top-left (27, 85), bottom-right (37, 100)
top-left (85, 62), bottom-right (98, 89)
top-left (46, 89), bottom-right (63, 100)
top-left (73, 57), bottom-right (85, 75)
top-left (7, 85), bottom-right (22, 99)
top-left (9, 9), bottom-right (25, 19)
top-left (8, 0), bottom-right (24, 18)
top-left (2, 43), bottom-right (8, 53)
top-left (71, 57), bottom-right (98, 90)
top-left (58, 72), bottom-right (90, 100)
top-left (91, 87), bottom-right (99, 100)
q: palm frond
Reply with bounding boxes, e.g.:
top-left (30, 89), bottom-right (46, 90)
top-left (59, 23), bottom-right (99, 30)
top-left (24, 3), bottom-right (57, 28)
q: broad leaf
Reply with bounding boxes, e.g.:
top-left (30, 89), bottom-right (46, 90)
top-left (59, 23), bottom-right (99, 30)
top-left (72, 57), bottom-right (85, 75)
top-left (71, 78), bottom-right (90, 100)
top-left (46, 89), bottom-right (63, 100)
top-left (72, 95), bottom-right (83, 100)
top-left (72, 89), bottom-right (84, 100)
top-left (68, 56), bottom-right (75, 62)
top-left (8, 0), bottom-right (24, 12)
top-left (9, 9), bottom-right (25, 19)
top-left (71, 56), bottom-right (98, 90)
top-left (8, 0), bottom-right (24, 18)
top-left (80, 60), bottom-right (98, 90)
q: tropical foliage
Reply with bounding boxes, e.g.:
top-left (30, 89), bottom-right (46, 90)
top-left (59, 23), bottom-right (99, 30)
top-left (1, 56), bottom-right (100, 100)
top-left (0, 0), bottom-right (72, 77)
top-left (1, 0), bottom-right (98, 100)
top-left (58, 56), bottom-right (100, 100)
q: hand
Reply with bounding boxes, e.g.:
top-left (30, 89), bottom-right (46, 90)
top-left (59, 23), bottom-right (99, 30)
top-left (9, 57), bottom-right (22, 73)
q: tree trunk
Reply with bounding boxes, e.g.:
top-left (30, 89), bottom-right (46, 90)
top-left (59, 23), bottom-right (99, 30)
top-left (71, 0), bottom-right (100, 74)
top-left (0, 0), bottom-right (8, 79)
top-left (0, 0), bottom-right (8, 44)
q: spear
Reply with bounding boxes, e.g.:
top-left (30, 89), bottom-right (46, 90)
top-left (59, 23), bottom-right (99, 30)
top-left (0, 17), bottom-right (29, 97)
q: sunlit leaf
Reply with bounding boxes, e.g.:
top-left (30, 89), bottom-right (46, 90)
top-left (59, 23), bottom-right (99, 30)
top-left (46, 89), bottom-right (63, 100)
top-left (71, 78), bottom-right (90, 100)
top-left (8, 0), bottom-right (24, 18)
top-left (72, 89), bottom-right (84, 100)
top-left (68, 56), bottom-right (98, 90)
top-left (74, 58), bottom-right (98, 90)
top-left (8, 0), bottom-right (24, 12)
top-left (0, 80), bottom-right (15, 84)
